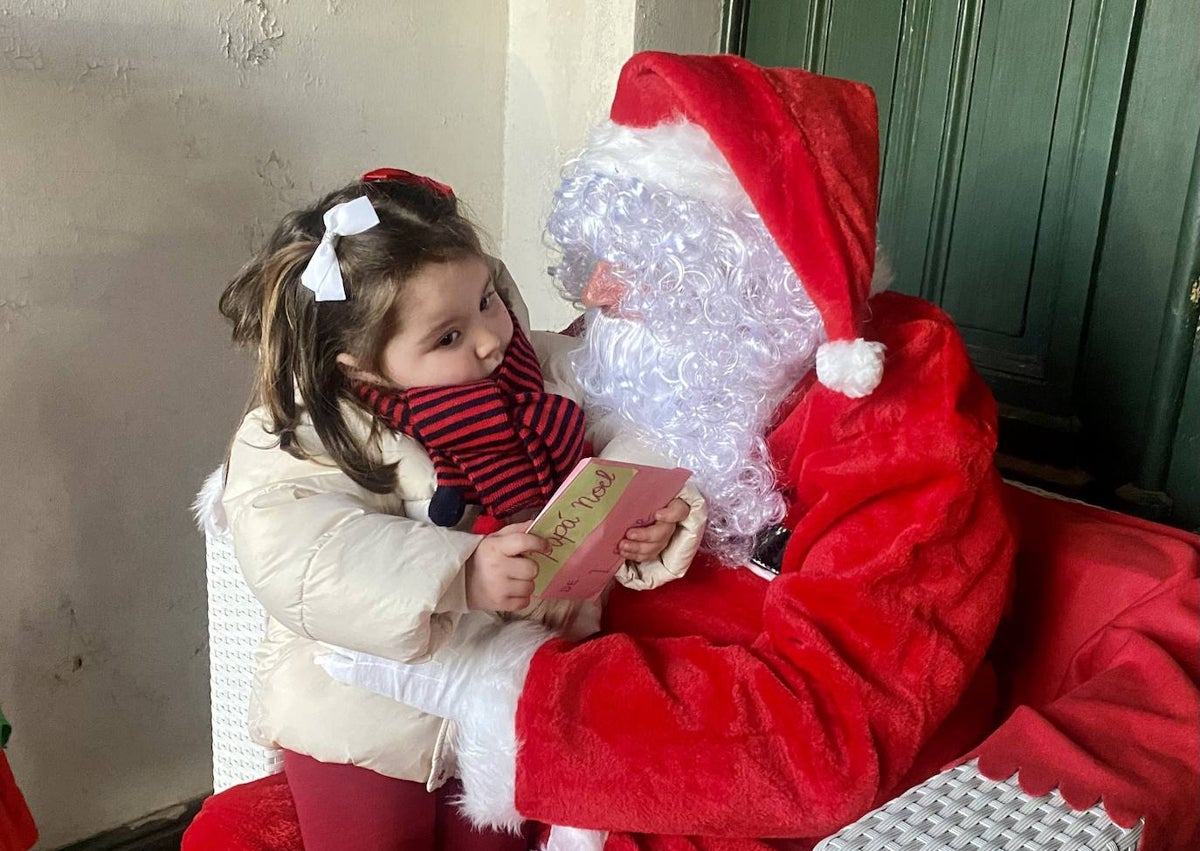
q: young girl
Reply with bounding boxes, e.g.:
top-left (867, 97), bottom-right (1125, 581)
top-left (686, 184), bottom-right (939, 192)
top-left (218, 169), bottom-right (704, 851)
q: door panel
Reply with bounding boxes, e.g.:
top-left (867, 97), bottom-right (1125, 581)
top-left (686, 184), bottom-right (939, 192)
top-left (940, 0), bottom-right (1071, 337)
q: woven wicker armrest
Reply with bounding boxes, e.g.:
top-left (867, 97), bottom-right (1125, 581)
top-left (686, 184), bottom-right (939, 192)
top-left (813, 760), bottom-right (1142, 851)
top-left (205, 528), bottom-right (283, 791)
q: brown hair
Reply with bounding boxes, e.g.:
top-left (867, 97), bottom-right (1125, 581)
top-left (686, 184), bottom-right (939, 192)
top-left (220, 177), bottom-right (483, 492)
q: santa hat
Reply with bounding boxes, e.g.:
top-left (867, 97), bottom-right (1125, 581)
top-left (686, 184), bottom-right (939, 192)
top-left (603, 51), bottom-right (886, 398)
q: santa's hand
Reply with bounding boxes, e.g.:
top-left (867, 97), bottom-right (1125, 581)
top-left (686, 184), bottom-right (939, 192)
top-left (318, 617), bottom-right (553, 833)
top-left (316, 625), bottom-right (475, 720)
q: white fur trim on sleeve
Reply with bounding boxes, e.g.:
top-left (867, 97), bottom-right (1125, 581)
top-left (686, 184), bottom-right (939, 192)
top-left (815, 339), bottom-right (886, 398)
top-left (544, 826), bottom-right (609, 851)
top-left (319, 619), bottom-right (552, 832)
top-left (452, 620), bottom-right (552, 833)
top-left (192, 464), bottom-right (229, 538)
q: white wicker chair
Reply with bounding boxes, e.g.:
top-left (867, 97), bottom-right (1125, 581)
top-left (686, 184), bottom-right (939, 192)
top-left (196, 467), bottom-right (283, 792)
top-left (814, 760), bottom-right (1141, 851)
top-left (204, 524), bottom-right (283, 791)
top-left (197, 471), bottom-right (1144, 849)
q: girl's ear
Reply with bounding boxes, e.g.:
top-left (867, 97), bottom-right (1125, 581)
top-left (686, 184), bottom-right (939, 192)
top-left (336, 353), bottom-right (385, 386)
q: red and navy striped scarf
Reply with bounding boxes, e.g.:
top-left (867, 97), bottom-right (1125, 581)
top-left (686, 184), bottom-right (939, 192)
top-left (356, 321), bottom-right (587, 522)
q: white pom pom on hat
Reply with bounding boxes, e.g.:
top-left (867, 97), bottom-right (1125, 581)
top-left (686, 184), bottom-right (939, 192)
top-left (816, 339), bottom-right (887, 399)
top-left (606, 51), bottom-right (888, 397)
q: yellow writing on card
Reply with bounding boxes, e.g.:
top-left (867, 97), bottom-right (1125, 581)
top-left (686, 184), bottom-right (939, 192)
top-left (528, 461), bottom-right (636, 595)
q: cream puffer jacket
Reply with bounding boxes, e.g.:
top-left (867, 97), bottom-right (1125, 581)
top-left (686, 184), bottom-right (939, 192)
top-left (222, 265), bottom-right (706, 786)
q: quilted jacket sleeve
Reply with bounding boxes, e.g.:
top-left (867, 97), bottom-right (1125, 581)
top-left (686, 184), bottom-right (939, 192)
top-left (223, 411), bottom-right (479, 663)
top-left (512, 296), bottom-right (1016, 838)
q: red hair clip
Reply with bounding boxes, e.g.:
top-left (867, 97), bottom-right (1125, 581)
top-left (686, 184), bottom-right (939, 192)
top-left (360, 167), bottom-right (455, 200)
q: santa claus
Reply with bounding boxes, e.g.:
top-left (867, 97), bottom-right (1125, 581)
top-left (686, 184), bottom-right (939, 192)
top-left (321, 52), bottom-right (1016, 849)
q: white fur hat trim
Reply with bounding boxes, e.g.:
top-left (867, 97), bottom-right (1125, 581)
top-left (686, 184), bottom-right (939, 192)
top-left (573, 120), bottom-right (754, 213)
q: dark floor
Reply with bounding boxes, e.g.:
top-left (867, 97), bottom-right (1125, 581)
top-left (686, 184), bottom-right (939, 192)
top-left (56, 796), bottom-right (205, 851)
top-left (995, 410), bottom-right (1185, 528)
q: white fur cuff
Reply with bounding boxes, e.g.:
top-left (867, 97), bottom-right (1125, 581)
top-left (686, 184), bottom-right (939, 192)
top-left (318, 619), bottom-right (552, 832)
top-left (452, 620), bottom-right (551, 833)
top-left (545, 826), bottom-right (609, 851)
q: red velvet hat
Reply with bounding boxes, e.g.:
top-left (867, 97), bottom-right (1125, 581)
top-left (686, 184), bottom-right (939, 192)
top-left (609, 52), bottom-right (885, 397)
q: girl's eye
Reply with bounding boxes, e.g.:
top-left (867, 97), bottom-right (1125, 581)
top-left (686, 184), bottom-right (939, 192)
top-left (438, 330), bottom-right (460, 348)
top-left (480, 291), bottom-right (495, 311)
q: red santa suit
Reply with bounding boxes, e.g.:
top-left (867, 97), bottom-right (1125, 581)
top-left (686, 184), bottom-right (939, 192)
top-left (515, 291), bottom-right (1014, 847)
top-left (503, 53), bottom-right (1014, 846)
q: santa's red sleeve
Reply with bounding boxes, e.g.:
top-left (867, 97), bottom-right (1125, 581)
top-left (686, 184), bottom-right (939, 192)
top-left (513, 294), bottom-right (1017, 838)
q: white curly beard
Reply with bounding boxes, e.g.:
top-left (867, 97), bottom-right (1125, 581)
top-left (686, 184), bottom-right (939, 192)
top-left (573, 307), bottom-right (816, 564)
top-left (550, 158), bottom-right (826, 563)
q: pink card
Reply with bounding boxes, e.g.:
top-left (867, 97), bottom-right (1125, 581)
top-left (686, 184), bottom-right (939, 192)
top-left (526, 458), bottom-right (691, 600)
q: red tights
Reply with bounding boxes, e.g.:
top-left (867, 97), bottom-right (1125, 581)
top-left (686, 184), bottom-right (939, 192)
top-left (283, 750), bottom-right (530, 851)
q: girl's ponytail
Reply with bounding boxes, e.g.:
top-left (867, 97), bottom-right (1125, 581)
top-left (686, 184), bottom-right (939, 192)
top-left (220, 234), bottom-right (316, 454)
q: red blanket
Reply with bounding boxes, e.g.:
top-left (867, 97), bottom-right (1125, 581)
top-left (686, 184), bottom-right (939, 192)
top-left (970, 488), bottom-right (1200, 851)
top-left (0, 751), bottom-right (36, 851)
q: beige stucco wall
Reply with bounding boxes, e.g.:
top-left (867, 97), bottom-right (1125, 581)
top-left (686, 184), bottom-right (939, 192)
top-left (635, 0), bottom-right (724, 55)
top-left (501, 0), bottom-right (723, 332)
top-left (0, 1), bottom-right (505, 846)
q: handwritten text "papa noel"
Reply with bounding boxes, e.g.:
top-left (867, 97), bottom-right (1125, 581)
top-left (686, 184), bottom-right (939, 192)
top-left (539, 467), bottom-right (620, 563)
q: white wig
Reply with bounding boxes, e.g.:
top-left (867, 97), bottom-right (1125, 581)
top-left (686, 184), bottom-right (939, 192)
top-left (547, 122), bottom-right (827, 563)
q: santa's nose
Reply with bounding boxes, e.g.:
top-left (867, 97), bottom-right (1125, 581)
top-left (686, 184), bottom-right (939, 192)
top-left (581, 260), bottom-right (628, 309)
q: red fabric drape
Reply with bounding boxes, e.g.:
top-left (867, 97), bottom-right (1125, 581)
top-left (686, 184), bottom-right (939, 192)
top-left (968, 488), bottom-right (1200, 851)
top-left (182, 773), bottom-right (301, 851)
top-left (0, 751), bottom-right (36, 851)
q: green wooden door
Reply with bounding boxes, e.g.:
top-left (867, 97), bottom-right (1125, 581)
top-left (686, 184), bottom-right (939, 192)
top-left (741, 0), bottom-right (1137, 418)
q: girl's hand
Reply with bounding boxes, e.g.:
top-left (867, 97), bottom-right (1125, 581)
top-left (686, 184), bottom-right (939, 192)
top-left (619, 497), bottom-right (691, 563)
top-left (465, 522), bottom-right (549, 612)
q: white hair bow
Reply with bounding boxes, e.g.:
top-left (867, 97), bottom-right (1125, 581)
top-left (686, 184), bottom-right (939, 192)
top-left (300, 195), bottom-right (380, 302)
